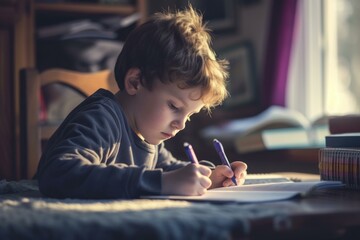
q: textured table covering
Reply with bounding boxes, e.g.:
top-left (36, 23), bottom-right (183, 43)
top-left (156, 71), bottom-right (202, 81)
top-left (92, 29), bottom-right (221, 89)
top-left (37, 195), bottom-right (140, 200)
top-left (0, 180), bottom-right (315, 240)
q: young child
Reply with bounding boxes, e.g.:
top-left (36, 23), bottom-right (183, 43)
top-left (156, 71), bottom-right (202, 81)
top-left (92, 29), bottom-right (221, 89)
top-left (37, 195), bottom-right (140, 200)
top-left (37, 6), bottom-right (247, 199)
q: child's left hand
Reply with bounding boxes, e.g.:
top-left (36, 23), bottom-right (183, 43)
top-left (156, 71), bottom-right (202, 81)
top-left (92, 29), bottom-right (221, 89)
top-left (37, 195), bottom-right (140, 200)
top-left (209, 161), bottom-right (247, 189)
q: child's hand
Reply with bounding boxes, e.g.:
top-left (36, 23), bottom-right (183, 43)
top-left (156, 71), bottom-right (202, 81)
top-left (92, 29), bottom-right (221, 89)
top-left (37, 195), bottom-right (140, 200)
top-left (209, 161), bottom-right (247, 189)
top-left (161, 164), bottom-right (212, 196)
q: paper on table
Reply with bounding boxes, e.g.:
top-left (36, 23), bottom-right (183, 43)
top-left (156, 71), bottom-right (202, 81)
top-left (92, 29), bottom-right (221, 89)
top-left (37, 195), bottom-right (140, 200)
top-left (213, 181), bottom-right (343, 193)
top-left (146, 191), bottom-right (300, 203)
top-left (244, 173), bottom-right (292, 185)
top-left (144, 181), bottom-right (344, 203)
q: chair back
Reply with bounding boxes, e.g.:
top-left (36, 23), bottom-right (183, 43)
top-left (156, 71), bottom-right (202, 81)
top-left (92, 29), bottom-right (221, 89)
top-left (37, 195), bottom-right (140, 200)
top-left (20, 68), bottom-right (118, 179)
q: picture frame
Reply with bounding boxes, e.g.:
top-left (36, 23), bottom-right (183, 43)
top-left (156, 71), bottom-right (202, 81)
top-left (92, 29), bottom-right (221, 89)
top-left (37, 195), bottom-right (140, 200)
top-left (198, 0), bottom-right (237, 32)
top-left (176, 0), bottom-right (237, 33)
top-left (218, 41), bottom-right (257, 107)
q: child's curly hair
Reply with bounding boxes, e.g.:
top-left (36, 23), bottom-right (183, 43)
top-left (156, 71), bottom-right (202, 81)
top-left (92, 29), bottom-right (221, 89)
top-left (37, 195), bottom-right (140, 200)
top-left (114, 5), bottom-right (229, 111)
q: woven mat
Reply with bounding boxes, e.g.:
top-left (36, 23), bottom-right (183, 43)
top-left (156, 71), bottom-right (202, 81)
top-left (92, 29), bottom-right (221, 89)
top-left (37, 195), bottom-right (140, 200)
top-left (0, 180), bottom-right (298, 240)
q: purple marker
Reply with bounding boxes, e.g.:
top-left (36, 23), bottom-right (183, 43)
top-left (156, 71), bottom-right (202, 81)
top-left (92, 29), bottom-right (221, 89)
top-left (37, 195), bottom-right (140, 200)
top-left (213, 139), bottom-right (237, 185)
top-left (183, 142), bottom-right (199, 164)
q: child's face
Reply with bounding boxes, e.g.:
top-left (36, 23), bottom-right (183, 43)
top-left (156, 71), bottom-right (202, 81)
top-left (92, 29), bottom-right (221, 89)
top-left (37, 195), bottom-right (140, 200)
top-left (130, 79), bottom-right (204, 145)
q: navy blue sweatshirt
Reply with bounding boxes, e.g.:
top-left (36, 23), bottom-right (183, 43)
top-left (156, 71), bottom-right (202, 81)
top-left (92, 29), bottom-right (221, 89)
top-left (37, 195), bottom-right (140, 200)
top-left (37, 89), bottom-right (191, 199)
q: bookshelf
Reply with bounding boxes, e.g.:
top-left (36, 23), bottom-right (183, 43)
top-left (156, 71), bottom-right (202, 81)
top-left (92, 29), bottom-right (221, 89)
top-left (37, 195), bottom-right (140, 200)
top-left (0, 0), bottom-right (148, 180)
top-left (35, 2), bottom-right (135, 14)
top-left (34, 1), bottom-right (148, 69)
top-left (35, 1), bottom-right (147, 23)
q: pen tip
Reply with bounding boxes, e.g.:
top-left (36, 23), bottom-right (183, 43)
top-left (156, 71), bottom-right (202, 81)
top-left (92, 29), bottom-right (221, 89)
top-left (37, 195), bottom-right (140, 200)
top-left (183, 142), bottom-right (189, 147)
top-left (213, 139), bottom-right (219, 143)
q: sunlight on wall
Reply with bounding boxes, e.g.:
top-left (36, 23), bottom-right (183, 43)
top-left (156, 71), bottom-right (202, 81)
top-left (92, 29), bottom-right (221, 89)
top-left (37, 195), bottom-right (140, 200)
top-left (325, 0), bottom-right (360, 114)
top-left (287, 0), bottom-right (324, 121)
top-left (287, 0), bottom-right (360, 120)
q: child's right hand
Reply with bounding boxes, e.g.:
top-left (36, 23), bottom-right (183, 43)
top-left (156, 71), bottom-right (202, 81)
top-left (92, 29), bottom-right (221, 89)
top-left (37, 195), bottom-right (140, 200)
top-left (161, 164), bottom-right (212, 196)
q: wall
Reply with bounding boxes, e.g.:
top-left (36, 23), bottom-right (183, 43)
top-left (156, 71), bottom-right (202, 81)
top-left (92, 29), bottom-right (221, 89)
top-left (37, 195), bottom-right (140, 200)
top-left (149, 0), bottom-right (271, 93)
top-left (149, 1), bottom-right (273, 160)
top-left (237, 0), bottom-right (271, 79)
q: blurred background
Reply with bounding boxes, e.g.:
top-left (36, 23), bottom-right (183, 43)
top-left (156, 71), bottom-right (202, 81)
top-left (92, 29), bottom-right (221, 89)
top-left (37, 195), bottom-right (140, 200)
top-left (1, 0), bottom-right (360, 180)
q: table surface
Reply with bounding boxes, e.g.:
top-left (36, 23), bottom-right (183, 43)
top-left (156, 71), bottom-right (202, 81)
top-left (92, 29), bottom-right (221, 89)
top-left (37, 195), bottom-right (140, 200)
top-left (244, 187), bottom-right (360, 239)
top-left (1, 174), bottom-right (360, 240)
top-left (249, 172), bottom-right (360, 238)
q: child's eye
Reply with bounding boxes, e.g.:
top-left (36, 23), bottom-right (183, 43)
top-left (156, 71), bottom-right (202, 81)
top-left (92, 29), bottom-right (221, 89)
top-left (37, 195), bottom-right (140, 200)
top-left (169, 103), bottom-right (179, 111)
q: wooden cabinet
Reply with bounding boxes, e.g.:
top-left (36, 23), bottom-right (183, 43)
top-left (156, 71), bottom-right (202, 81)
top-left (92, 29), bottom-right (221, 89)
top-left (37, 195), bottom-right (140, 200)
top-left (0, 0), bottom-right (147, 180)
top-left (0, 0), bottom-right (34, 180)
top-left (0, 3), bottom-right (18, 180)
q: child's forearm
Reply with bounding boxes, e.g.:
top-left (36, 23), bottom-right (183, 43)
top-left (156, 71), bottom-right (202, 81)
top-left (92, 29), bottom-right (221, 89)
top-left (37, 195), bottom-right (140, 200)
top-left (38, 157), bottom-right (163, 199)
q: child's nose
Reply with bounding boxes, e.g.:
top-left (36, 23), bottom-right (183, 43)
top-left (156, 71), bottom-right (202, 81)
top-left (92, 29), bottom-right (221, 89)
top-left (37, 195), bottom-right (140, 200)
top-left (171, 117), bottom-right (187, 131)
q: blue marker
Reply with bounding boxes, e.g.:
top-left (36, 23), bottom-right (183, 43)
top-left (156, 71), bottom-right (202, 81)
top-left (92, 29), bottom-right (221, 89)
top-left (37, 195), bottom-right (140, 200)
top-left (213, 139), bottom-right (237, 185)
top-left (183, 142), bottom-right (199, 164)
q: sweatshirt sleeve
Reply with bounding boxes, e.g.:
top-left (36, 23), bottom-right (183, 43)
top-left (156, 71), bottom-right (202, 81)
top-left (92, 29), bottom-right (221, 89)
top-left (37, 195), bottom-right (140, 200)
top-left (155, 143), bottom-right (188, 171)
top-left (37, 100), bottom-right (162, 199)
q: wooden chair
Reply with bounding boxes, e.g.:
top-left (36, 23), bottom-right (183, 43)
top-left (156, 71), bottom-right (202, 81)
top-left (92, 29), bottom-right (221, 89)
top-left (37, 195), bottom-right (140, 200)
top-left (19, 68), bottom-right (119, 179)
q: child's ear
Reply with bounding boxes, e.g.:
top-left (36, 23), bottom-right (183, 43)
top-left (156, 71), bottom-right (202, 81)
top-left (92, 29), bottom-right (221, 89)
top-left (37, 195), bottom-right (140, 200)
top-left (124, 68), bottom-right (142, 95)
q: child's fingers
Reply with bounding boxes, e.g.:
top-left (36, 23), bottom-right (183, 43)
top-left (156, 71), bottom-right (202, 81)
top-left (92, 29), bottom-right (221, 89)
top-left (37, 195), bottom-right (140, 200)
top-left (235, 170), bottom-right (247, 179)
top-left (196, 188), bottom-right (207, 195)
top-left (231, 161), bottom-right (247, 177)
top-left (222, 178), bottom-right (234, 187)
top-left (231, 161), bottom-right (247, 171)
top-left (198, 165), bottom-right (212, 177)
top-left (215, 165), bottom-right (234, 178)
top-left (222, 170), bottom-right (247, 187)
top-left (236, 170), bottom-right (247, 185)
top-left (237, 177), bottom-right (246, 185)
top-left (199, 175), bottom-right (212, 189)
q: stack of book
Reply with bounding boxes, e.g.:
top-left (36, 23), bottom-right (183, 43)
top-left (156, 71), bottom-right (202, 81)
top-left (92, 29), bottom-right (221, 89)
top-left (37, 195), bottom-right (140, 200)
top-left (319, 133), bottom-right (360, 189)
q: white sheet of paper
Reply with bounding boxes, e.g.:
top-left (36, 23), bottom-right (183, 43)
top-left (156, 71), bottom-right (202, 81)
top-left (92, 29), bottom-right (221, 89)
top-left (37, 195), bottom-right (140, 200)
top-left (144, 181), bottom-right (343, 203)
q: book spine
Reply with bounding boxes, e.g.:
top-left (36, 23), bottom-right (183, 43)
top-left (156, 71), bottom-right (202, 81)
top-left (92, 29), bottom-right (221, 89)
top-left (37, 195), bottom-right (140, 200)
top-left (329, 115), bottom-right (360, 134)
top-left (325, 135), bottom-right (360, 148)
top-left (319, 148), bottom-right (360, 189)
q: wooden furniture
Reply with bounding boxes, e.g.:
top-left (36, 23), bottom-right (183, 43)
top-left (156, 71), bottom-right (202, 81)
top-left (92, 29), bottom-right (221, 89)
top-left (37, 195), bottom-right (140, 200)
top-left (0, 0), bottom-right (147, 180)
top-left (19, 68), bottom-right (119, 179)
top-left (1, 174), bottom-right (360, 239)
top-left (249, 187), bottom-right (360, 239)
top-left (0, 0), bottom-right (35, 180)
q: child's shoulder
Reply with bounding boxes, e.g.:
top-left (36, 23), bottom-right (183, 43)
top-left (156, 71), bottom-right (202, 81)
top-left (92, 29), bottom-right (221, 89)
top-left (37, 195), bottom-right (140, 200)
top-left (87, 89), bottom-right (118, 107)
top-left (58, 89), bottom-right (126, 134)
top-left (71, 89), bottom-right (123, 118)
top-left (91, 88), bottom-right (116, 100)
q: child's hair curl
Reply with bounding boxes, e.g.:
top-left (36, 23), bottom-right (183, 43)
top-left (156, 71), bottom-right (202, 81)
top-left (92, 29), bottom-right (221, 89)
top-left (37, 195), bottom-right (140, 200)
top-left (114, 5), bottom-right (229, 111)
